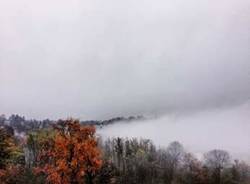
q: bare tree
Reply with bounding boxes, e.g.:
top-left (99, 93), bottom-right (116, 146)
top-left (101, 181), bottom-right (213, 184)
top-left (161, 141), bottom-right (185, 183)
top-left (167, 141), bottom-right (185, 167)
top-left (204, 149), bottom-right (231, 184)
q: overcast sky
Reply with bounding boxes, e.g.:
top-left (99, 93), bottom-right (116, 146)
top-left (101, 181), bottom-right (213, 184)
top-left (0, 0), bottom-right (250, 120)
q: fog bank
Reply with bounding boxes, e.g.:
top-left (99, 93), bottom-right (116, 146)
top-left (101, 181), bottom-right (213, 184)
top-left (98, 102), bottom-right (250, 160)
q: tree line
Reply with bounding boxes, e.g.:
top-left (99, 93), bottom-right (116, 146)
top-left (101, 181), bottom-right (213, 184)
top-left (0, 114), bottom-right (143, 134)
top-left (0, 118), bottom-right (250, 184)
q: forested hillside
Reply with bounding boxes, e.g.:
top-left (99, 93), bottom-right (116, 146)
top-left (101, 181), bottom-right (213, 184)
top-left (0, 118), bottom-right (250, 184)
top-left (0, 114), bottom-right (143, 134)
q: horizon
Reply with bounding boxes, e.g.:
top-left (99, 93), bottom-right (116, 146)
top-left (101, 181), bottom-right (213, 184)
top-left (1, 1), bottom-right (250, 181)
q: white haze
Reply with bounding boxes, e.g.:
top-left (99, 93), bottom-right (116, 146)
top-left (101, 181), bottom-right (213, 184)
top-left (98, 102), bottom-right (250, 160)
top-left (0, 0), bottom-right (250, 158)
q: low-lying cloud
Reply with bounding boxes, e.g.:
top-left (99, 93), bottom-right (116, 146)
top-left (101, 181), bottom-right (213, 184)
top-left (98, 102), bottom-right (250, 160)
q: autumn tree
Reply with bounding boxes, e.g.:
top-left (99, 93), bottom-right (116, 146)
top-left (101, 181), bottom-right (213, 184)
top-left (0, 127), bottom-right (24, 168)
top-left (177, 153), bottom-right (209, 184)
top-left (26, 129), bottom-right (55, 168)
top-left (0, 127), bottom-right (24, 184)
top-left (36, 119), bottom-right (102, 184)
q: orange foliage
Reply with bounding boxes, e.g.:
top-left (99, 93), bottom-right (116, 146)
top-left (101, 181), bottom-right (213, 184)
top-left (0, 165), bottom-right (24, 184)
top-left (36, 119), bottom-right (102, 184)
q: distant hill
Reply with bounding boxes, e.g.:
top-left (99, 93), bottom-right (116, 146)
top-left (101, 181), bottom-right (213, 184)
top-left (81, 115), bottom-right (143, 127)
top-left (0, 114), bottom-right (143, 134)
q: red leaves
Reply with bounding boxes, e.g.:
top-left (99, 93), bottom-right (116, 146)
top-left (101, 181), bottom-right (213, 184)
top-left (0, 165), bottom-right (24, 184)
top-left (36, 119), bottom-right (102, 184)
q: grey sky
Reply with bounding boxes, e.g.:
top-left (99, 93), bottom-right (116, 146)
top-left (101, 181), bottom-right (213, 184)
top-left (0, 0), bottom-right (250, 119)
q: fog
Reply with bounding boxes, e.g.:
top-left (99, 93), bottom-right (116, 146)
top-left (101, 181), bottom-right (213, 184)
top-left (98, 102), bottom-right (250, 160)
top-left (1, 0), bottom-right (250, 120)
top-left (1, 0), bottom-right (250, 161)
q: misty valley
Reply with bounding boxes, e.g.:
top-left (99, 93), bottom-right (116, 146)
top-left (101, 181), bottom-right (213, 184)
top-left (0, 108), bottom-right (250, 184)
top-left (1, 0), bottom-right (250, 183)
